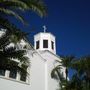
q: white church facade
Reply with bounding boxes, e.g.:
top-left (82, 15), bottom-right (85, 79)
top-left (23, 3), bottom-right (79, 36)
top-left (0, 27), bottom-right (66, 90)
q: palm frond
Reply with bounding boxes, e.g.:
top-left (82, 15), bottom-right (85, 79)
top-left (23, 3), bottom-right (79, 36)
top-left (0, 0), bottom-right (29, 10)
top-left (0, 59), bottom-right (29, 76)
top-left (0, 46), bottom-right (29, 75)
top-left (61, 56), bottom-right (75, 67)
top-left (0, 17), bottom-right (27, 43)
top-left (0, 31), bottom-right (10, 49)
top-left (4, 47), bottom-right (29, 63)
top-left (21, 0), bottom-right (47, 17)
top-left (0, 8), bottom-right (26, 24)
top-left (51, 65), bottom-right (62, 80)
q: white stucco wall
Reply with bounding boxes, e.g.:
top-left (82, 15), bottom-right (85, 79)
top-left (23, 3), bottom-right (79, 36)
top-left (0, 50), bottom-right (46, 90)
top-left (29, 51), bottom-right (46, 90)
top-left (40, 51), bottom-right (66, 90)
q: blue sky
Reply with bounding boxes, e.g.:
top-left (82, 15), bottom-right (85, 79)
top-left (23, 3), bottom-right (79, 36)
top-left (13, 0), bottom-right (90, 57)
top-left (45, 0), bottom-right (90, 57)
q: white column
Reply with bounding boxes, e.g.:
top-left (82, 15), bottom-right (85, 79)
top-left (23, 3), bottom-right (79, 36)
top-left (16, 72), bottom-right (20, 81)
top-left (26, 67), bottom-right (30, 84)
top-left (5, 70), bottom-right (10, 78)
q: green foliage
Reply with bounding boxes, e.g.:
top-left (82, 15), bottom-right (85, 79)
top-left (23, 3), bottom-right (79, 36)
top-left (51, 55), bottom-right (90, 90)
top-left (0, 0), bottom-right (46, 78)
top-left (0, 0), bottom-right (46, 24)
top-left (0, 30), bottom-right (29, 75)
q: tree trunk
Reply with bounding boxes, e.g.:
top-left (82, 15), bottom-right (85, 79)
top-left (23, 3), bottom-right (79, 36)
top-left (56, 69), bottom-right (63, 89)
top-left (65, 68), bottom-right (68, 90)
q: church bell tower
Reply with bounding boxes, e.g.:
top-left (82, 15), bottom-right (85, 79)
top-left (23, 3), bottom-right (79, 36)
top-left (34, 26), bottom-right (56, 54)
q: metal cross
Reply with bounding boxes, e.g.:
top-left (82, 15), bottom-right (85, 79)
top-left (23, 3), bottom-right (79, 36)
top-left (43, 25), bottom-right (47, 33)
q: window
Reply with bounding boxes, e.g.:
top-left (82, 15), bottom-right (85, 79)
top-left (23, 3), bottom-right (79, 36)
top-left (20, 72), bottom-right (27, 82)
top-left (20, 64), bottom-right (27, 82)
top-left (51, 41), bottom-right (54, 50)
top-left (36, 41), bottom-right (39, 49)
top-left (43, 40), bottom-right (48, 48)
top-left (0, 69), bottom-right (5, 76)
top-left (9, 70), bottom-right (17, 79)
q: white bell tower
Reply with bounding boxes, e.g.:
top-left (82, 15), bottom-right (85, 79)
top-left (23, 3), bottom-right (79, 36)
top-left (34, 26), bottom-right (56, 54)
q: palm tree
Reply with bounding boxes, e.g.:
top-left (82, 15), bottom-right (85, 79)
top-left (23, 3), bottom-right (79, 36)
top-left (0, 30), bottom-right (29, 78)
top-left (52, 55), bottom-right (90, 90)
top-left (60, 56), bottom-right (75, 83)
top-left (71, 56), bottom-right (90, 90)
top-left (51, 64), bottom-right (66, 90)
top-left (0, 0), bottom-right (47, 80)
top-left (51, 56), bottom-right (75, 90)
top-left (62, 55), bottom-right (90, 90)
top-left (83, 56), bottom-right (90, 80)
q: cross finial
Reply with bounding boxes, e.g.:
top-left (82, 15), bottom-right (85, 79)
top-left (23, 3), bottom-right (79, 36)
top-left (43, 25), bottom-right (47, 33)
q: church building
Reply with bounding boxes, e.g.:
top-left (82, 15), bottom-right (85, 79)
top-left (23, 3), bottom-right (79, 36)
top-left (0, 27), bottom-right (66, 90)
